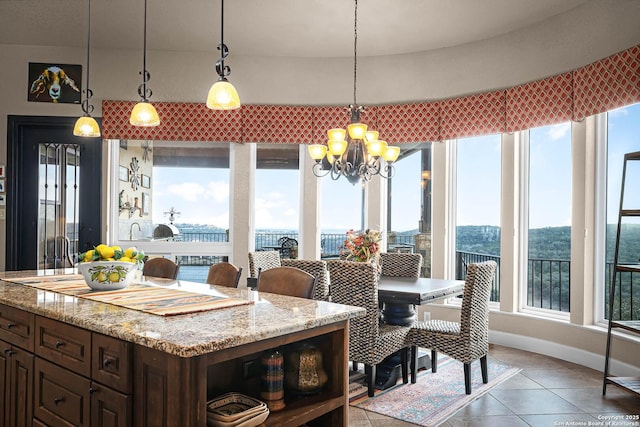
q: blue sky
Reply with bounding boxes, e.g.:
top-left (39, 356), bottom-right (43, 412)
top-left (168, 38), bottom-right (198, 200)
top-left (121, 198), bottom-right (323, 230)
top-left (149, 102), bottom-right (640, 232)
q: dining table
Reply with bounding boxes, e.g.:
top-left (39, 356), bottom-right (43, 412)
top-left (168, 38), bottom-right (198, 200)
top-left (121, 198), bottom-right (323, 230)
top-left (373, 276), bottom-right (465, 389)
top-left (378, 276), bottom-right (465, 326)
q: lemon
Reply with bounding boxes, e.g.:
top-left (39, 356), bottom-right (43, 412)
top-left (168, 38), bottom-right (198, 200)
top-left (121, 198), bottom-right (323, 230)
top-left (108, 272), bottom-right (121, 282)
top-left (97, 245), bottom-right (115, 259)
top-left (111, 245), bottom-right (122, 252)
top-left (84, 250), bottom-right (95, 262)
top-left (119, 256), bottom-right (133, 263)
top-left (124, 247), bottom-right (138, 258)
top-left (97, 272), bottom-right (107, 282)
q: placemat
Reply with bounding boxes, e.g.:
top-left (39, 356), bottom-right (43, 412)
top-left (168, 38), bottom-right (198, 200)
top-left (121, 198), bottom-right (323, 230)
top-left (3, 274), bottom-right (253, 316)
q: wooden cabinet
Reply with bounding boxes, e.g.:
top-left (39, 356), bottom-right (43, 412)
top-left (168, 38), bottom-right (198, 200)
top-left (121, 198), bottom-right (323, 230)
top-left (0, 338), bottom-right (34, 427)
top-left (0, 304), bottom-right (35, 427)
top-left (134, 321), bottom-right (349, 427)
top-left (32, 317), bottom-right (132, 427)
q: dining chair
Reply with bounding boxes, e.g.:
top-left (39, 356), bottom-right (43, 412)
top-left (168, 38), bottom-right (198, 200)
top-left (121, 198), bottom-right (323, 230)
top-left (379, 252), bottom-right (423, 278)
top-left (408, 260), bottom-right (497, 394)
top-left (281, 259), bottom-right (330, 301)
top-left (327, 260), bottom-right (410, 397)
top-left (256, 266), bottom-right (317, 299)
top-left (142, 257), bottom-right (180, 279)
top-left (206, 262), bottom-right (242, 288)
top-left (248, 250), bottom-right (281, 278)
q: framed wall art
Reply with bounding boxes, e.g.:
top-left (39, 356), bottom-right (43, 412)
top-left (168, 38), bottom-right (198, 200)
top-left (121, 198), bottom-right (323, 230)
top-left (141, 174), bottom-right (151, 188)
top-left (142, 192), bottom-right (150, 215)
top-left (28, 62), bottom-right (82, 104)
top-left (0, 194), bottom-right (5, 206)
top-left (0, 164), bottom-right (5, 178)
top-left (0, 179), bottom-right (5, 193)
top-left (119, 165), bottom-right (129, 182)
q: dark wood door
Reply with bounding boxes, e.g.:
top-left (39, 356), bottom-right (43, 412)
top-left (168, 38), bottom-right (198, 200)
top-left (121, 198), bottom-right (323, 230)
top-left (6, 116), bottom-right (102, 271)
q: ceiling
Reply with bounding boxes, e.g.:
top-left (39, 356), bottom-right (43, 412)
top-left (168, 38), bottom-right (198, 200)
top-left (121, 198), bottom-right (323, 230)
top-left (0, 0), bottom-right (590, 58)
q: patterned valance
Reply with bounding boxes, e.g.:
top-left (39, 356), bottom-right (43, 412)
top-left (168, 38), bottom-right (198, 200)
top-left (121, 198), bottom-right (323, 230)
top-left (102, 44), bottom-right (640, 143)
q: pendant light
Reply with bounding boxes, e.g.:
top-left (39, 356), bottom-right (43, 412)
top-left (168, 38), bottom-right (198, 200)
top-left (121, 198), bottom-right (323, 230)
top-left (130, 0), bottom-right (160, 127)
top-left (206, 0), bottom-right (240, 110)
top-left (73, 0), bottom-right (101, 137)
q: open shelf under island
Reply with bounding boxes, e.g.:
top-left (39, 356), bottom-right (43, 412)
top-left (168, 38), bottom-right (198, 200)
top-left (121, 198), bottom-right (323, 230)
top-left (0, 270), bottom-right (365, 427)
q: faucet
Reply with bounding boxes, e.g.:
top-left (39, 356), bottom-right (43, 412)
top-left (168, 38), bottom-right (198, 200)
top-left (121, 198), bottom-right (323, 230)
top-left (129, 222), bottom-right (141, 240)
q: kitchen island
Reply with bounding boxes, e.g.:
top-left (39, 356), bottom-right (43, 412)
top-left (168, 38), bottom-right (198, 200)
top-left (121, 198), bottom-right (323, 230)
top-left (0, 270), bottom-right (365, 427)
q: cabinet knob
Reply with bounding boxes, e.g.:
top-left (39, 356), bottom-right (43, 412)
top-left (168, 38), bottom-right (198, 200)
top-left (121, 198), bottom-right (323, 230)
top-left (103, 357), bottom-right (114, 368)
top-left (3, 348), bottom-right (14, 356)
top-left (53, 396), bottom-right (65, 405)
top-left (89, 387), bottom-right (98, 394)
top-left (6, 323), bottom-right (15, 329)
top-left (54, 340), bottom-right (65, 349)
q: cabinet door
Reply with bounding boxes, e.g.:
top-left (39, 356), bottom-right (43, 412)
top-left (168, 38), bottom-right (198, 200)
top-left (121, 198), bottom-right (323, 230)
top-left (8, 346), bottom-right (34, 427)
top-left (0, 339), bottom-right (8, 426)
top-left (90, 381), bottom-right (131, 427)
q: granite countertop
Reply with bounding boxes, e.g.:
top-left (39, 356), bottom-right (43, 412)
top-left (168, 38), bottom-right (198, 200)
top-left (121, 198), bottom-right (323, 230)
top-left (0, 270), bottom-right (365, 358)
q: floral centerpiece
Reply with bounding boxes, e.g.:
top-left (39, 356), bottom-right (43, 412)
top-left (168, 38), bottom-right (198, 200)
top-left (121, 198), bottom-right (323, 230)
top-left (77, 244), bottom-right (145, 290)
top-left (342, 229), bottom-right (382, 267)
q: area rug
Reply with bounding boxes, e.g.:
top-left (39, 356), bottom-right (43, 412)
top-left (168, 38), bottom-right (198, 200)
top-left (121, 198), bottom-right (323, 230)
top-left (349, 356), bottom-right (520, 426)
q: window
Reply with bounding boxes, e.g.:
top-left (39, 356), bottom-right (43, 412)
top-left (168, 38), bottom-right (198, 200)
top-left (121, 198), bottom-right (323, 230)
top-left (113, 140), bottom-right (231, 282)
top-left (455, 134), bottom-right (501, 301)
top-left (605, 103), bottom-right (640, 321)
top-left (254, 144), bottom-right (300, 254)
top-left (320, 177), bottom-right (363, 258)
top-left (526, 123), bottom-right (571, 312)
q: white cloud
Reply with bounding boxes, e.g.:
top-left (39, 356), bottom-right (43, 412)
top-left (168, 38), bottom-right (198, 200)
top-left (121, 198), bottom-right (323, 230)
top-left (547, 123), bottom-right (571, 141)
top-left (205, 180), bottom-right (229, 202)
top-left (166, 182), bottom-right (205, 202)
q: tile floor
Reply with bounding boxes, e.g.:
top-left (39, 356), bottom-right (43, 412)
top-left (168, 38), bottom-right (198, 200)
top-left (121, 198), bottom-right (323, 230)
top-left (348, 344), bottom-right (639, 426)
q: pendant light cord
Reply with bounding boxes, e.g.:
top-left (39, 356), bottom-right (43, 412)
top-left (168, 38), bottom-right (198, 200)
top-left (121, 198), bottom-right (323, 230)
top-left (216, 0), bottom-right (231, 80)
top-left (138, 0), bottom-right (152, 101)
top-left (81, 0), bottom-right (94, 115)
top-left (353, 0), bottom-right (358, 108)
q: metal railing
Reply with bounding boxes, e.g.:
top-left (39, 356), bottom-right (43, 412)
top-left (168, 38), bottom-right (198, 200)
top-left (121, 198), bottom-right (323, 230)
top-left (455, 251), bottom-right (501, 302)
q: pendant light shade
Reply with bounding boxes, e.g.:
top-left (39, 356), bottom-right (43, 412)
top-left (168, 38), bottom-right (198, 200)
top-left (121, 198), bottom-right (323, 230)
top-left (206, 0), bottom-right (240, 110)
top-left (130, 102), bottom-right (160, 127)
top-left (73, 116), bottom-right (101, 137)
top-left (73, 0), bottom-right (100, 137)
top-left (130, 0), bottom-right (160, 127)
top-left (206, 80), bottom-right (240, 110)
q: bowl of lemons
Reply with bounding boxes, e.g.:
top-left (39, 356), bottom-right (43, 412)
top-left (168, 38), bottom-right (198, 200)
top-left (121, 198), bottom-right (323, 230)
top-left (77, 244), bottom-right (145, 291)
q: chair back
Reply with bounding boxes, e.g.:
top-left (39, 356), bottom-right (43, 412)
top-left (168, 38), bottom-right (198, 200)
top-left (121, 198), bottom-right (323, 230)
top-left (280, 238), bottom-right (298, 259)
top-left (248, 250), bottom-right (281, 277)
top-left (206, 262), bottom-right (242, 288)
top-left (281, 259), bottom-right (330, 301)
top-left (327, 260), bottom-right (380, 340)
top-left (459, 261), bottom-right (497, 344)
top-left (257, 266), bottom-right (317, 299)
top-left (380, 252), bottom-right (423, 278)
top-left (142, 257), bottom-right (180, 279)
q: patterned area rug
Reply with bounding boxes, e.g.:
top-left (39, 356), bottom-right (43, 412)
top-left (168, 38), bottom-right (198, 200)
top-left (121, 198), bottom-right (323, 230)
top-left (349, 356), bottom-right (520, 426)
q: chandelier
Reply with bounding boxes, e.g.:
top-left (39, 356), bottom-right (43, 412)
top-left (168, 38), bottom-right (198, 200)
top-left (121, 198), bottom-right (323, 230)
top-left (307, 0), bottom-right (400, 184)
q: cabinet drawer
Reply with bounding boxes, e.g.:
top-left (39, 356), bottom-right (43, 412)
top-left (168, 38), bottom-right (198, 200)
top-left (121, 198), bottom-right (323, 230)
top-left (35, 317), bottom-right (91, 377)
top-left (34, 357), bottom-right (91, 427)
top-left (92, 333), bottom-right (132, 393)
top-left (0, 304), bottom-right (35, 352)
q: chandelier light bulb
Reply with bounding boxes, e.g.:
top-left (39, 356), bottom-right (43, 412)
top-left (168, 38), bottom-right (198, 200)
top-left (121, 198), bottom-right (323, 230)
top-left (328, 139), bottom-right (348, 157)
top-left (327, 128), bottom-right (347, 141)
top-left (347, 122), bottom-right (368, 139)
top-left (130, 102), bottom-right (160, 127)
top-left (367, 140), bottom-right (388, 158)
top-left (383, 145), bottom-right (401, 163)
top-left (308, 144), bottom-right (328, 161)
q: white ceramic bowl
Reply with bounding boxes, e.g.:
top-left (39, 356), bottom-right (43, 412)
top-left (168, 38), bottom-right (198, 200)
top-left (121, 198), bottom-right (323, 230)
top-left (77, 260), bottom-right (138, 291)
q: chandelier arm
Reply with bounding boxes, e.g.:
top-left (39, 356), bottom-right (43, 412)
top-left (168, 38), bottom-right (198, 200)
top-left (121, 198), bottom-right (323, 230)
top-left (311, 162), bottom-right (331, 178)
top-left (377, 163), bottom-right (396, 179)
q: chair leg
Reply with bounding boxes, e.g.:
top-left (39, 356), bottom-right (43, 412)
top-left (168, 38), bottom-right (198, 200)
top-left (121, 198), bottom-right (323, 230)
top-left (464, 362), bottom-right (471, 394)
top-left (431, 350), bottom-right (438, 373)
top-left (365, 364), bottom-right (377, 397)
top-left (480, 355), bottom-right (488, 384)
top-left (401, 347), bottom-right (409, 384)
top-left (352, 361), bottom-right (358, 372)
top-left (410, 345), bottom-right (418, 384)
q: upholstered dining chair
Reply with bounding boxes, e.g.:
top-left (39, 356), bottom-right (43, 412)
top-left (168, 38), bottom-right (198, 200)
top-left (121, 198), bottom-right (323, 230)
top-left (327, 260), bottom-right (410, 397)
top-left (206, 262), bottom-right (242, 288)
top-left (379, 252), bottom-right (423, 278)
top-left (408, 260), bottom-right (497, 394)
top-left (142, 257), bottom-right (180, 279)
top-left (257, 266), bottom-right (317, 299)
top-left (248, 250), bottom-right (281, 278)
top-left (281, 259), bottom-right (330, 301)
